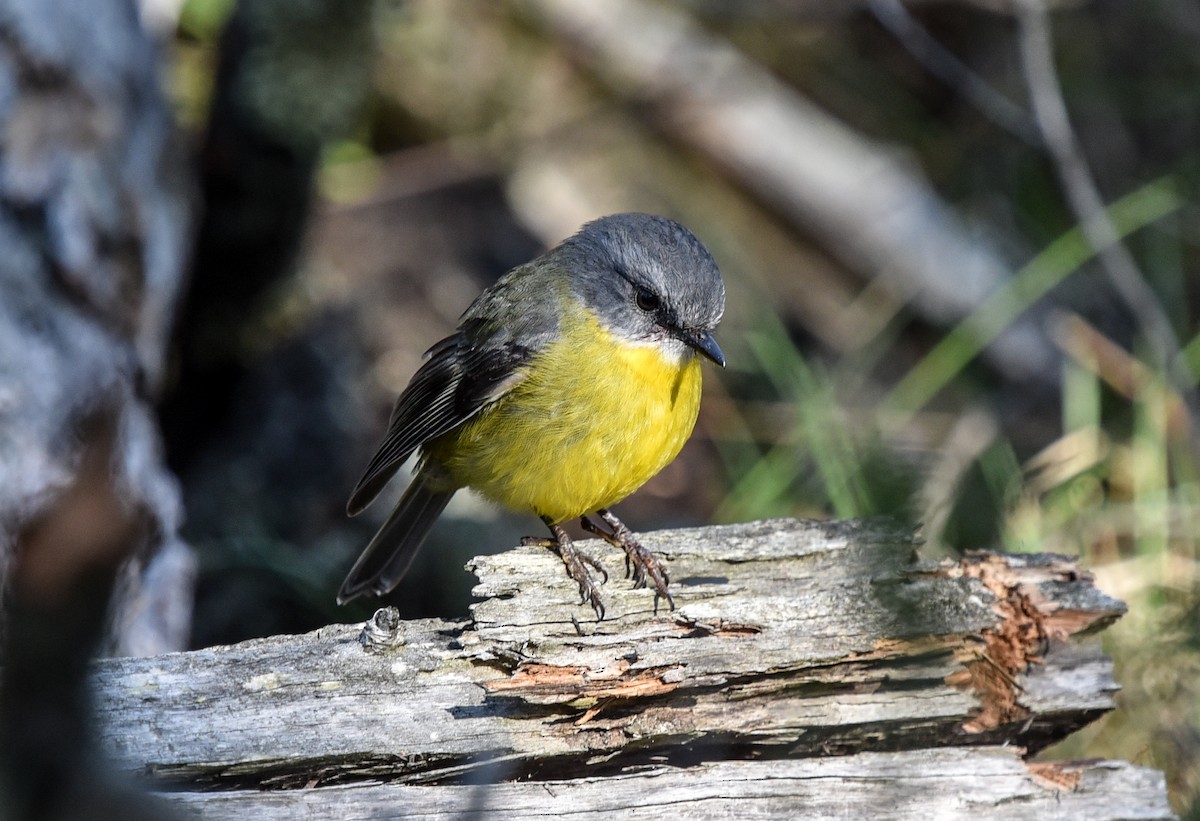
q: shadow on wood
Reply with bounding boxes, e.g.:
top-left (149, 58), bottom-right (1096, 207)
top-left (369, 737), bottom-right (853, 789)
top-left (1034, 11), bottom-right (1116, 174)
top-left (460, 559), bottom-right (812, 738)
top-left (92, 518), bottom-right (1173, 819)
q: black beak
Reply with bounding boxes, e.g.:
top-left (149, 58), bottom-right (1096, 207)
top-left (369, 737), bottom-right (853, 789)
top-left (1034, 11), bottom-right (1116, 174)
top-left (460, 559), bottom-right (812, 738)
top-left (681, 329), bottom-right (726, 367)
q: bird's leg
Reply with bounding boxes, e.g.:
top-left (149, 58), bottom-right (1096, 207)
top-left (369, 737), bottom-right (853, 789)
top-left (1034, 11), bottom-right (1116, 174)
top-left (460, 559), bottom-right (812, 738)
top-left (580, 509), bottom-right (674, 613)
top-left (522, 517), bottom-right (608, 620)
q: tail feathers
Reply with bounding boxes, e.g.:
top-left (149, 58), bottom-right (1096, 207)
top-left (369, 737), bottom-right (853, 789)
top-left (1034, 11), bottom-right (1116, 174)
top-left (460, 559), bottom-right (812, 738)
top-left (337, 479), bottom-right (456, 605)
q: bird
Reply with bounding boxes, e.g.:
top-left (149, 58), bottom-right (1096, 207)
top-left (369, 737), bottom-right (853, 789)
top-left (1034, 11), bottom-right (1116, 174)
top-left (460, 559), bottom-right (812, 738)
top-left (338, 213), bottom-right (726, 619)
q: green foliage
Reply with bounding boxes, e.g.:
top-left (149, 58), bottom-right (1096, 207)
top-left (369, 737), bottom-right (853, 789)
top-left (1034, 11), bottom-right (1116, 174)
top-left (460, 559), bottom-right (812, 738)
top-left (718, 313), bottom-right (915, 523)
top-left (178, 0), bottom-right (236, 41)
top-left (885, 178), bottom-right (1184, 420)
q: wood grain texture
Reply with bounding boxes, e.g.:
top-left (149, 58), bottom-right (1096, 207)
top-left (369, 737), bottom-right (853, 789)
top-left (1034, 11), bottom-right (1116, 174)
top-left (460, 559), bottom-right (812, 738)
top-left (91, 518), bottom-right (1165, 817)
top-left (160, 747), bottom-right (1173, 820)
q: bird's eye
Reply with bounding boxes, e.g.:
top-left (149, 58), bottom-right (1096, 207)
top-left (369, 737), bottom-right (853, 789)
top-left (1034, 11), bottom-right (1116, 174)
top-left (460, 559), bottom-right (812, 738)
top-left (635, 288), bottom-right (660, 312)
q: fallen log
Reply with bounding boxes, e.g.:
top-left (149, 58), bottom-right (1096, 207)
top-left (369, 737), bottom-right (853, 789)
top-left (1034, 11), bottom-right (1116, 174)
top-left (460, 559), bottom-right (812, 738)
top-left (91, 518), bottom-right (1173, 818)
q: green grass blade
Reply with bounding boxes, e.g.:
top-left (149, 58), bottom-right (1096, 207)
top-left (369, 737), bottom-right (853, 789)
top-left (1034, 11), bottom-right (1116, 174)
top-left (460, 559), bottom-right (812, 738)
top-left (884, 177), bottom-right (1183, 419)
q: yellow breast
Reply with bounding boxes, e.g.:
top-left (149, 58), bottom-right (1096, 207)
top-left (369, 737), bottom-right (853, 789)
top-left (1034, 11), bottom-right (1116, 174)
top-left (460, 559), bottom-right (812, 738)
top-left (426, 306), bottom-right (704, 523)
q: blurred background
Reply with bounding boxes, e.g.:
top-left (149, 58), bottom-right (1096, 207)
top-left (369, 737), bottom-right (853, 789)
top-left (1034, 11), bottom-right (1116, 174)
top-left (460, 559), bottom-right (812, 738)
top-left (156, 0), bottom-right (1199, 813)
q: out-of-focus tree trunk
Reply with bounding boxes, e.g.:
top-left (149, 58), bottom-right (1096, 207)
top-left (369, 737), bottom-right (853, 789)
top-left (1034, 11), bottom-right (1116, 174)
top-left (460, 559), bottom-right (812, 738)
top-left (0, 0), bottom-right (194, 655)
top-left (0, 1), bottom-right (194, 817)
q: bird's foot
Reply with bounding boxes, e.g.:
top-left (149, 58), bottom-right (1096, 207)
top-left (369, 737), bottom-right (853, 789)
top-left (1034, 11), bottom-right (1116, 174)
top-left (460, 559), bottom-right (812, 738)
top-left (580, 509), bottom-right (674, 613)
top-left (524, 520), bottom-right (608, 620)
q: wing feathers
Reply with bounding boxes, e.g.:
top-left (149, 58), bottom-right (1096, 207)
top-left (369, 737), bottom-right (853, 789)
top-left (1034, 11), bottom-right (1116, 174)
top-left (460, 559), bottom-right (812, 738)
top-left (346, 330), bottom-right (534, 515)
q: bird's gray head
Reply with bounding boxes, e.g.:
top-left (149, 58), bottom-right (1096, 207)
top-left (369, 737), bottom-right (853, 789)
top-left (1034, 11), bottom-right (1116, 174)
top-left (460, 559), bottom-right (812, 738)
top-left (558, 213), bottom-right (726, 366)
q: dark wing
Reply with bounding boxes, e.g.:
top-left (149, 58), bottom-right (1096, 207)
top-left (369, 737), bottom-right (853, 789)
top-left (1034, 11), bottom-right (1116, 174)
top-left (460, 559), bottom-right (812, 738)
top-left (345, 326), bottom-right (535, 516)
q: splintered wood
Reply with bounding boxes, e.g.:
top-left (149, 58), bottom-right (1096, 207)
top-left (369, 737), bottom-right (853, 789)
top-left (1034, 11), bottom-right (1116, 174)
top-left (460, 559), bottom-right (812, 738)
top-left (939, 551), bottom-right (1119, 734)
top-left (91, 518), bottom-right (1171, 819)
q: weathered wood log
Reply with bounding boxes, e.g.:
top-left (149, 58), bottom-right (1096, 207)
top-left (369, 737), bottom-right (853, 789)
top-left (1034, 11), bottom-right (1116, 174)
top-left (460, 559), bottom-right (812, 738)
top-left (92, 518), bottom-right (1171, 818)
top-left (157, 749), bottom-right (1172, 820)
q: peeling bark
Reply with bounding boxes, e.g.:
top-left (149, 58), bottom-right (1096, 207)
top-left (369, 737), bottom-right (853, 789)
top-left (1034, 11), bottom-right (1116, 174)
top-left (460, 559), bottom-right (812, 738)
top-left (938, 552), bottom-right (1118, 733)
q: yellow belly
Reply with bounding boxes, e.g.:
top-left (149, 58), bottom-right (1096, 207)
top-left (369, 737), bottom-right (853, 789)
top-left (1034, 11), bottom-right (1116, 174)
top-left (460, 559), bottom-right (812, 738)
top-left (425, 308), bottom-right (703, 523)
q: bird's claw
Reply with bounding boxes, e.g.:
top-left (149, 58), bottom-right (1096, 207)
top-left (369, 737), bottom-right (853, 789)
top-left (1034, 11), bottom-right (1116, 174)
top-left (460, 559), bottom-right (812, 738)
top-left (581, 510), bottom-right (675, 614)
top-left (529, 522), bottom-right (608, 620)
